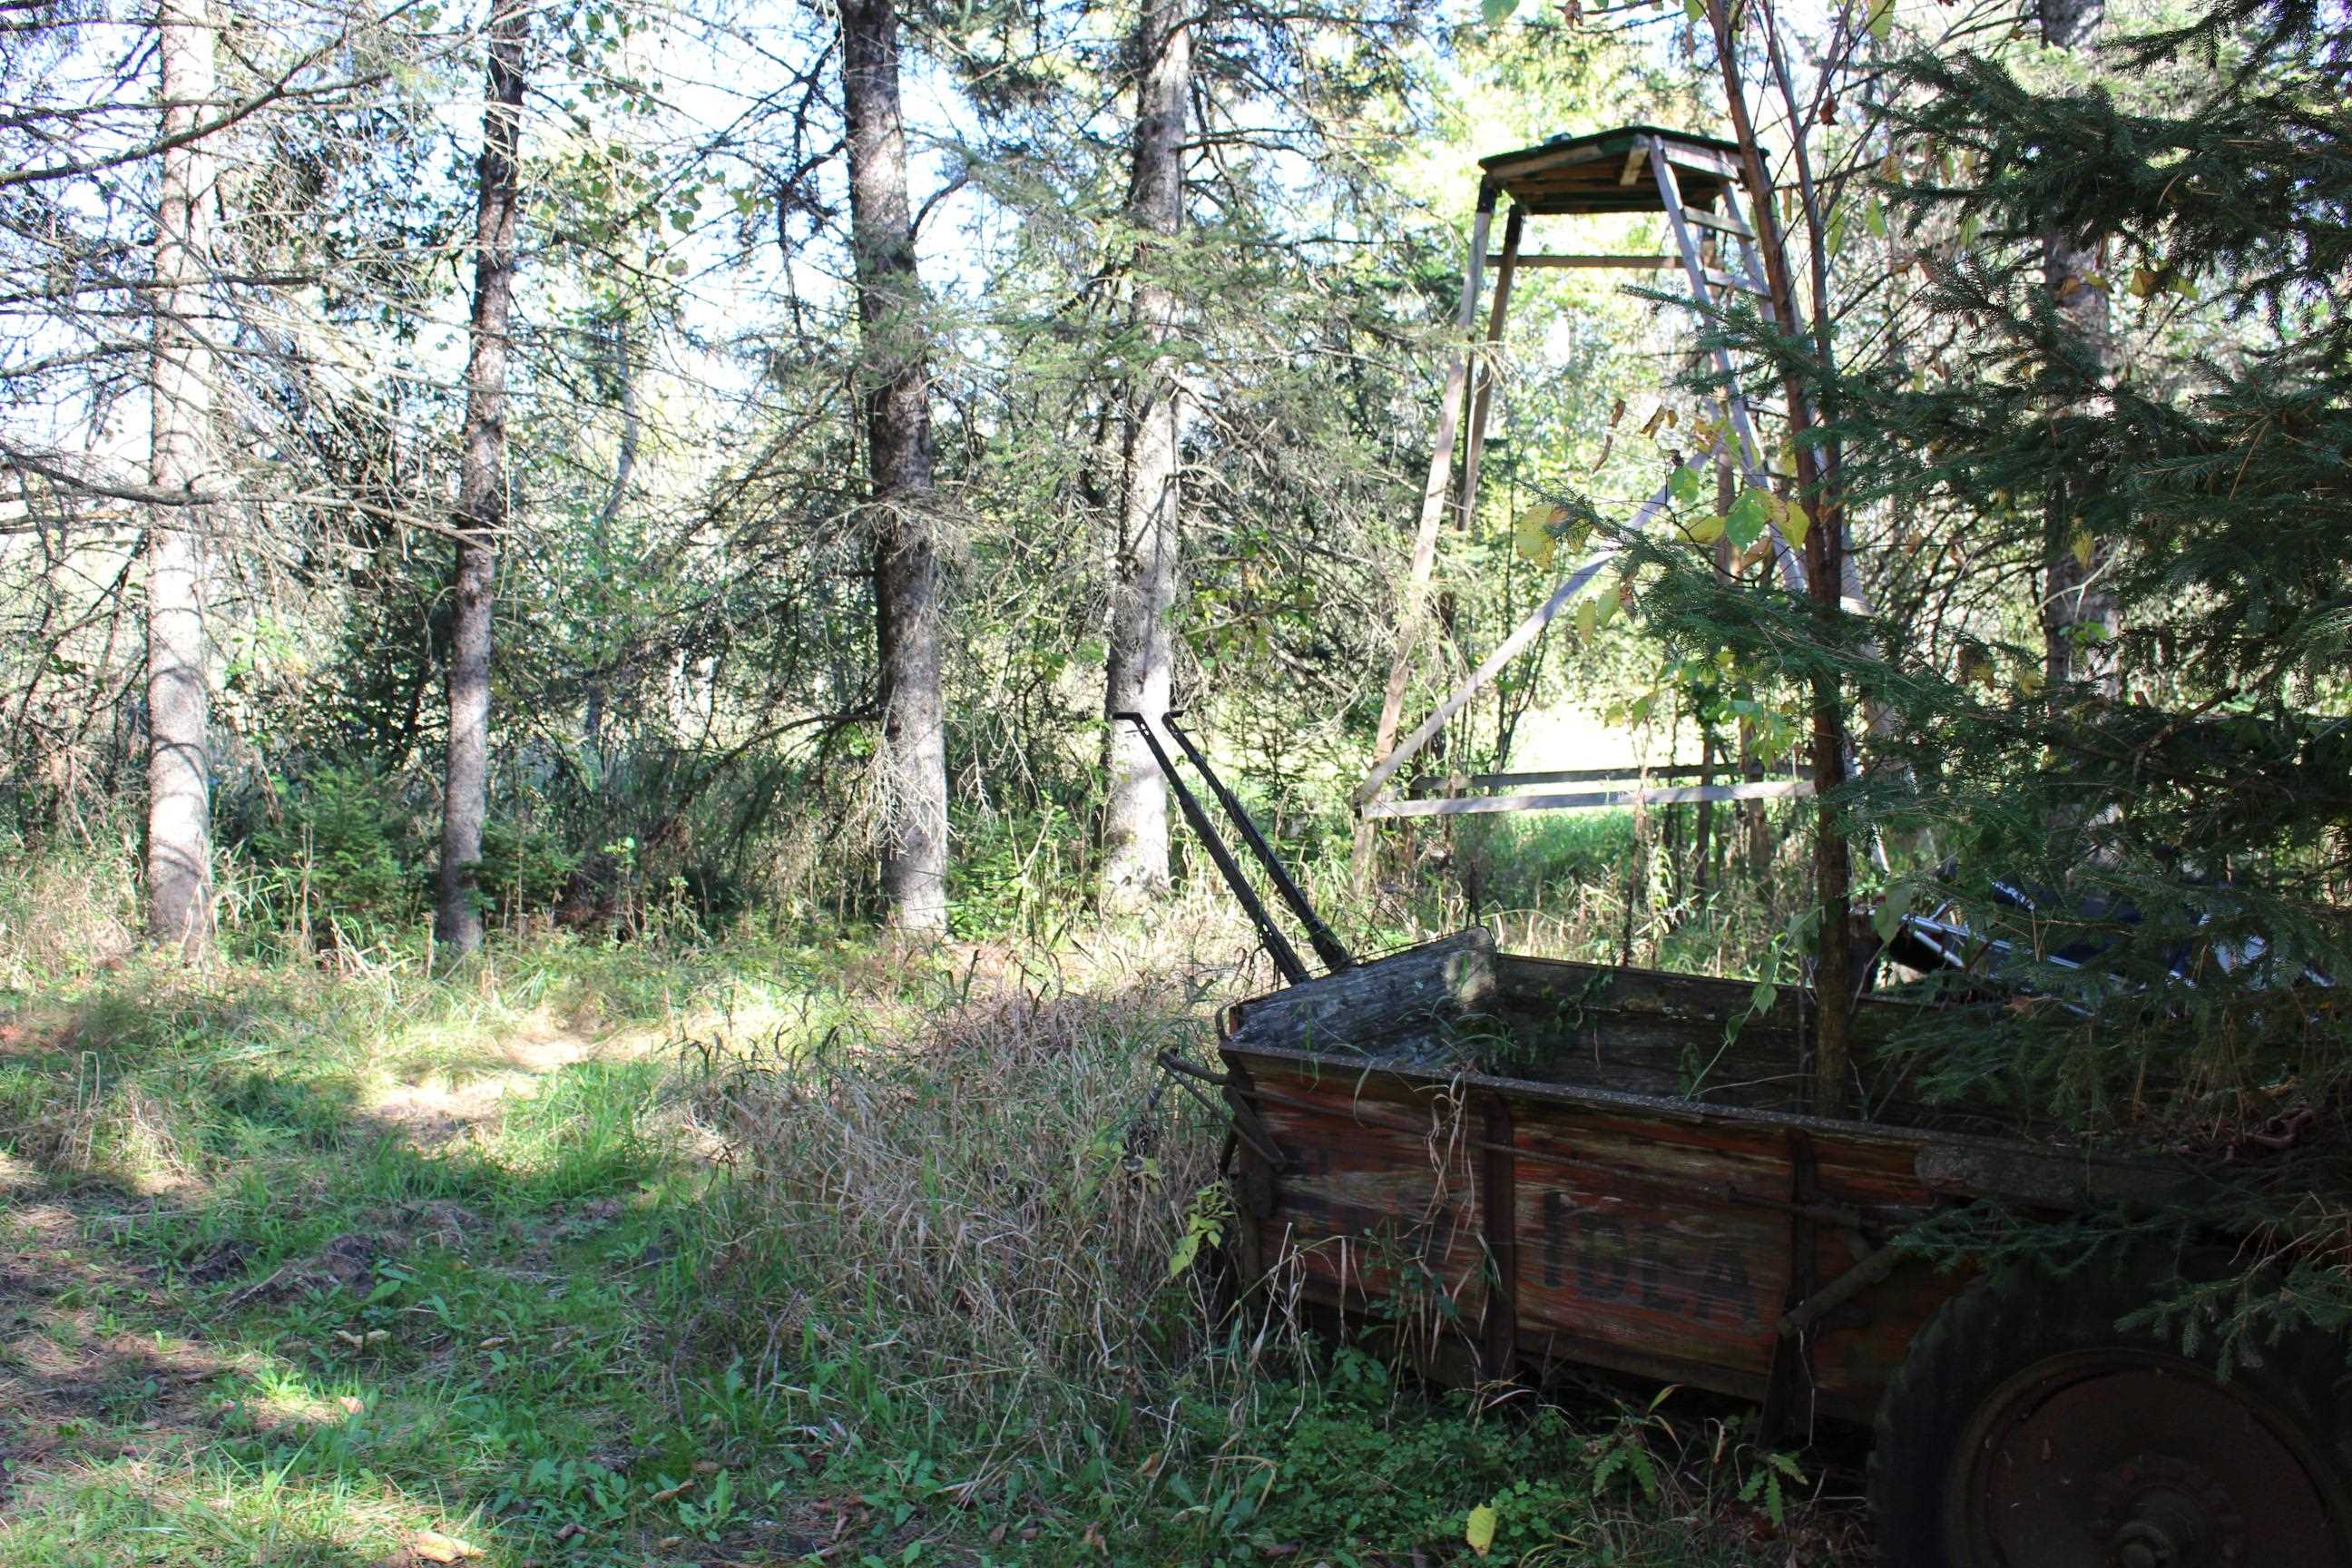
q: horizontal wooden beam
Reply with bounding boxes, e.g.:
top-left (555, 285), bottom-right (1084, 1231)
top-left (1363, 780), bottom-right (1815, 818)
top-left (1485, 252), bottom-right (1676, 270)
top-left (1680, 207), bottom-right (1750, 237)
top-left (1407, 764), bottom-right (1720, 794)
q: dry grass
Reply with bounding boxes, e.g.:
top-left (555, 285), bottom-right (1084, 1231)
top-left (673, 977), bottom-right (1230, 1487)
top-left (0, 829), bottom-right (139, 989)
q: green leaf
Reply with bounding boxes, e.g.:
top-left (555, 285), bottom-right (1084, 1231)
top-left (1480, 0), bottom-right (1517, 22)
top-left (1466, 1503), bottom-right (1497, 1556)
top-left (1669, 464), bottom-right (1704, 506)
top-left (1575, 597), bottom-right (1599, 641)
top-left (1684, 0), bottom-right (1704, 18)
top-left (1724, 486), bottom-right (1771, 549)
top-left (1867, 0), bottom-right (1894, 42)
top-left (1864, 197), bottom-right (1889, 239)
top-left (1871, 884), bottom-right (1917, 942)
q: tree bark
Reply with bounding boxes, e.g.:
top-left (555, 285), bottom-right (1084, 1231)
top-left (436, 0), bottom-right (527, 962)
top-left (144, 0), bottom-right (218, 959)
top-left (2038, 0), bottom-right (2120, 697)
top-left (1100, 0), bottom-right (1191, 912)
top-left (842, 0), bottom-right (947, 933)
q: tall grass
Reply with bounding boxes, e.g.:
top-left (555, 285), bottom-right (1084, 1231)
top-left (671, 983), bottom-right (1230, 1485)
top-left (0, 829), bottom-right (1834, 1565)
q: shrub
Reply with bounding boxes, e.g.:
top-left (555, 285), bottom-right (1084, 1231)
top-left (242, 764), bottom-right (426, 927)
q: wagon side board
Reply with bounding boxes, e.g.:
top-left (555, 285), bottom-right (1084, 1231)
top-left (1220, 1043), bottom-right (2175, 1423)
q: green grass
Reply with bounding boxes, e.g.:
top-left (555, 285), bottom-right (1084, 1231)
top-left (0, 850), bottom-right (1844, 1568)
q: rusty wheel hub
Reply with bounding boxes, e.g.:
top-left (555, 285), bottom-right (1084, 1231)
top-left (2091, 1455), bottom-right (2245, 1567)
top-left (1948, 1348), bottom-right (2346, 1567)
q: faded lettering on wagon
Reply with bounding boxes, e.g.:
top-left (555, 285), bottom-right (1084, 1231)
top-left (1539, 1190), bottom-right (1762, 1328)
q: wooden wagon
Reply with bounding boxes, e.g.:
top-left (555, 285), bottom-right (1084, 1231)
top-left (1195, 929), bottom-right (2352, 1567)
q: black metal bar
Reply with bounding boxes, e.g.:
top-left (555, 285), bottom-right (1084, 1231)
top-left (1156, 1059), bottom-right (1287, 1166)
top-left (1114, 711), bottom-right (1308, 985)
top-left (1155, 1049), bottom-right (1234, 1088)
top-left (1161, 711), bottom-right (1355, 974)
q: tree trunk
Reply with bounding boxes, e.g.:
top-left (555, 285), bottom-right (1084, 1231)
top-left (436, 0), bottom-right (527, 962)
top-left (144, 0), bottom-right (218, 959)
top-left (1100, 0), bottom-right (1191, 912)
top-left (1704, 0), bottom-right (1852, 1113)
top-left (2038, 0), bottom-right (2120, 696)
top-left (842, 0), bottom-right (947, 933)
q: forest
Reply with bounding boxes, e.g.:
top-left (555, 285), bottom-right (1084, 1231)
top-left (0, 0), bottom-right (2346, 1559)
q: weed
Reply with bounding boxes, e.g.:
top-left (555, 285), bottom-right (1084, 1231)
top-left (0, 836), bottom-right (1846, 1567)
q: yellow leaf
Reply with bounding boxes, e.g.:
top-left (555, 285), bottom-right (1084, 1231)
top-left (412, 1533), bottom-right (482, 1564)
top-left (1466, 1503), bottom-right (1498, 1557)
top-left (1575, 597), bottom-right (1599, 641)
top-left (1686, 513), bottom-right (1726, 546)
top-left (1776, 495), bottom-right (1811, 552)
top-left (2129, 267), bottom-right (2160, 299)
top-left (1513, 503), bottom-right (1563, 569)
top-left (2071, 529), bottom-right (2094, 570)
top-left (2017, 665), bottom-right (2046, 697)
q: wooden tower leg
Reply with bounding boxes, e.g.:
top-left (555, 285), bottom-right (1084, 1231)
top-left (1357, 183), bottom-right (1495, 876)
top-left (1457, 203), bottom-right (1524, 534)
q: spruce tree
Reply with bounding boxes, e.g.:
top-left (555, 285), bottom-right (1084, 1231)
top-left (1623, 0), bottom-right (2347, 1335)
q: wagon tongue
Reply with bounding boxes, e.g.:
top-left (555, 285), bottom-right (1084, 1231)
top-left (1113, 710), bottom-right (1355, 984)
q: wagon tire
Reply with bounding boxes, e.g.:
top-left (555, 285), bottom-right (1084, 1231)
top-left (1868, 1253), bottom-right (2352, 1568)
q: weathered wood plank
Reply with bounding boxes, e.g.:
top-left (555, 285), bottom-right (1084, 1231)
top-left (1481, 252), bottom-right (1677, 269)
top-left (1223, 928), bottom-right (1497, 1062)
top-left (1363, 780), bottom-right (1810, 818)
top-left (1216, 941), bottom-right (2190, 1425)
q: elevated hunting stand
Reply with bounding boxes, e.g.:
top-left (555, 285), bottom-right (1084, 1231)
top-left (1359, 124), bottom-right (1863, 825)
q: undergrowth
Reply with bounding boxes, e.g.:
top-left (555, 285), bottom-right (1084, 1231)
top-left (0, 837), bottom-right (1837, 1566)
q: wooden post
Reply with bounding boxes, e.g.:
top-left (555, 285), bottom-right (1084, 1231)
top-left (1457, 203), bottom-right (1524, 534)
top-left (1358, 184), bottom-right (1494, 875)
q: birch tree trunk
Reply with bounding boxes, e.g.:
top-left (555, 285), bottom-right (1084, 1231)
top-left (435, 0), bottom-right (527, 961)
top-left (2038, 0), bottom-right (2120, 697)
top-left (1100, 0), bottom-right (1191, 912)
top-left (841, 0), bottom-right (947, 933)
top-left (145, 0), bottom-right (219, 959)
